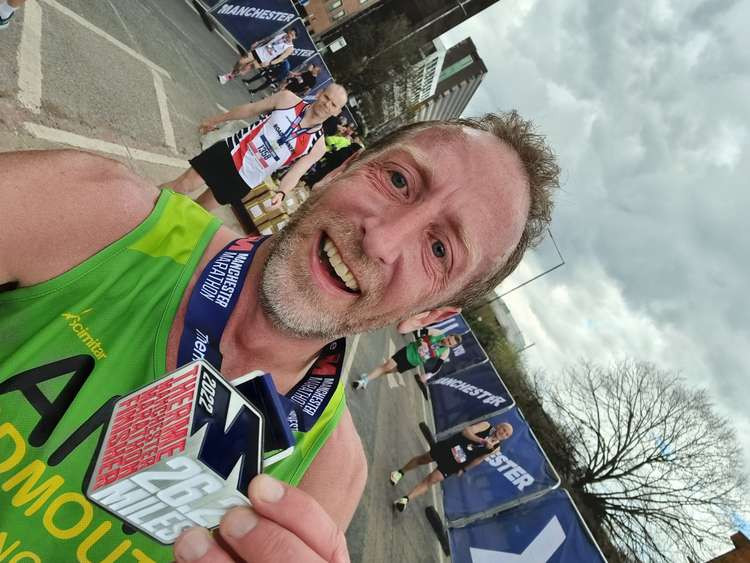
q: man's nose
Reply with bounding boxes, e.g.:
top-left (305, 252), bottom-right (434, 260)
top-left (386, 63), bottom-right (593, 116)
top-left (362, 207), bottom-right (430, 265)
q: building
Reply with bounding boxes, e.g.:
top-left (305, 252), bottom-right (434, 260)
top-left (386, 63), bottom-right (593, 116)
top-left (299, 0), bottom-right (381, 36)
top-left (414, 37), bottom-right (486, 121)
top-left (370, 37), bottom-right (486, 135)
top-left (706, 533), bottom-right (750, 562)
top-left (317, 0), bottom-right (502, 49)
top-left (488, 299), bottom-right (526, 351)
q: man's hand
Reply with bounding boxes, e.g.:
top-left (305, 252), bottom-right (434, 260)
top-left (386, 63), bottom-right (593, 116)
top-left (270, 192), bottom-right (285, 208)
top-left (174, 474), bottom-right (350, 563)
top-left (198, 118), bottom-right (219, 134)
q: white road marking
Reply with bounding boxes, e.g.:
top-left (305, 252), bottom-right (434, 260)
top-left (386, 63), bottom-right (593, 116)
top-left (39, 0), bottom-right (171, 79)
top-left (24, 122), bottom-right (189, 168)
top-left (341, 334), bottom-right (361, 387)
top-left (396, 372), bottom-right (405, 387)
top-left (385, 338), bottom-right (399, 388)
top-left (151, 69), bottom-right (177, 152)
top-left (17, 0), bottom-right (43, 113)
top-left (216, 103), bottom-right (229, 112)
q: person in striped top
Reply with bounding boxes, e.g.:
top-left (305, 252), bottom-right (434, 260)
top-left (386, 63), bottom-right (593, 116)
top-left (166, 83), bottom-right (348, 211)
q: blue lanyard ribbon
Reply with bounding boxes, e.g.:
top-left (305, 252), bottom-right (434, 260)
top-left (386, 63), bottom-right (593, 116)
top-left (177, 236), bottom-right (346, 445)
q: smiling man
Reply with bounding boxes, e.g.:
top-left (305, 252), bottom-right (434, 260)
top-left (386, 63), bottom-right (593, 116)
top-left (0, 111), bottom-right (559, 562)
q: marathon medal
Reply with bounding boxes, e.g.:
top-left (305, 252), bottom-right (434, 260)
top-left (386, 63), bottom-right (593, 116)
top-left (85, 361), bottom-right (265, 544)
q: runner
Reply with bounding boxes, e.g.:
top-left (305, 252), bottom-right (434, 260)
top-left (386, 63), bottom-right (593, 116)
top-left (391, 421), bottom-right (514, 512)
top-left (0, 110), bottom-right (559, 561)
top-left (164, 83), bottom-right (348, 211)
top-left (217, 29), bottom-right (297, 85)
top-left (351, 333), bottom-right (462, 390)
top-left (0, 0), bottom-right (24, 29)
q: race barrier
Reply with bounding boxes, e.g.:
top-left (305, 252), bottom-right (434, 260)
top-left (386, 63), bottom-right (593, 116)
top-left (420, 314), bottom-right (606, 561)
top-left (429, 363), bottom-right (514, 436)
top-left (204, 0), bottom-right (298, 50)
top-left (441, 407), bottom-right (560, 526)
top-left (448, 488), bottom-right (606, 562)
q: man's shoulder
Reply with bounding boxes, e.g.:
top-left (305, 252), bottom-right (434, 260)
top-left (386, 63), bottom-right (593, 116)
top-left (0, 150), bottom-right (161, 286)
top-left (273, 89), bottom-right (304, 108)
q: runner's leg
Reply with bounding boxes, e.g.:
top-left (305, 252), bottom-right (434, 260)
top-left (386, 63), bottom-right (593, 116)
top-left (400, 451), bottom-right (433, 473)
top-left (194, 188), bottom-right (221, 211)
top-left (162, 167), bottom-right (205, 195)
top-left (406, 469), bottom-right (444, 501)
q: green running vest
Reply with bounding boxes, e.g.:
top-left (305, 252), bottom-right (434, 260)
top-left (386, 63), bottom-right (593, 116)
top-left (0, 190), bottom-right (346, 562)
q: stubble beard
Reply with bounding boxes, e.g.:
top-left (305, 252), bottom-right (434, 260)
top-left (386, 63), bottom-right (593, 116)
top-left (259, 192), bottom-right (396, 340)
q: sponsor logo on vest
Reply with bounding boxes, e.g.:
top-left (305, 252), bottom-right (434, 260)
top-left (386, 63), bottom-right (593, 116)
top-left (431, 377), bottom-right (507, 407)
top-left (216, 4), bottom-right (295, 22)
top-left (485, 451), bottom-right (535, 491)
top-left (61, 309), bottom-right (107, 360)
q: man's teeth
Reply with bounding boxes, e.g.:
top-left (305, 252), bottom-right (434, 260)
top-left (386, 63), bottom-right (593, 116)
top-left (323, 238), bottom-right (359, 291)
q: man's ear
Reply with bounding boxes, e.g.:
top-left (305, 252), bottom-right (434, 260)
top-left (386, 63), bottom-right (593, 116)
top-left (396, 307), bottom-right (461, 334)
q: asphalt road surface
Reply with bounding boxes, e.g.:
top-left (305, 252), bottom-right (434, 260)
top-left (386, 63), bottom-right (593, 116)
top-left (1, 2), bottom-right (446, 561)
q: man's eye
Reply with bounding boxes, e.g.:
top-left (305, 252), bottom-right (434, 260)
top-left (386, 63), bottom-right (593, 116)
top-left (432, 240), bottom-right (446, 258)
top-left (390, 171), bottom-right (407, 189)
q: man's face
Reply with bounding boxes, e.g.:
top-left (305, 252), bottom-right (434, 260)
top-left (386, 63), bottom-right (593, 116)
top-left (260, 127), bottom-right (530, 339)
top-left (494, 424), bottom-right (513, 441)
top-left (311, 87), bottom-right (346, 120)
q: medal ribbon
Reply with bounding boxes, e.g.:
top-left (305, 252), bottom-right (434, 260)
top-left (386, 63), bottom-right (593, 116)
top-left (177, 236), bottom-right (346, 436)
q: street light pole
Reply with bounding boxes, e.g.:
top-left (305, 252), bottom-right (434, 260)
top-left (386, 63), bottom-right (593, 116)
top-left (469, 228), bottom-right (565, 312)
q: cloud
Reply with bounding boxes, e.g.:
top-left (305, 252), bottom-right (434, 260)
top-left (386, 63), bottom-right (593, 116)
top-left (441, 0), bottom-right (750, 474)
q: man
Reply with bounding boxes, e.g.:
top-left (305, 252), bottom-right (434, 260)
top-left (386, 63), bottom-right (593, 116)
top-left (391, 422), bottom-right (514, 512)
top-left (279, 63), bottom-right (322, 97)
top-left (351, 333), bottom-right (462, 390)
top-left (165, 83), bottom-right (348, 211)
top-left (217, 29), bottom-right (297, 85)
top-left (0, 0), bottom-right (24, 28)
top-left (0, 110), bottom-right (559, 561)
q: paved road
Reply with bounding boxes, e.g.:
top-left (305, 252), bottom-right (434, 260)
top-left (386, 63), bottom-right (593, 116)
top-left (1, 2), bottom-right (446, 561)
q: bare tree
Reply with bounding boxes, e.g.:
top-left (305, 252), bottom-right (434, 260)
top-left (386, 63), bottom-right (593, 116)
top-left (544, 360), bottom-right (748, 562)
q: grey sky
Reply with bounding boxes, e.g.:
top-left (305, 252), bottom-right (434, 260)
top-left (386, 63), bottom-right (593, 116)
top-left (441, 0), bottom-right (749, 524)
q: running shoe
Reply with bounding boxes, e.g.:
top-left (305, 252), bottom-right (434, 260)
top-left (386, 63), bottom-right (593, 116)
top-left (0, 11), bottom-right (15, 29)
top-left (389, 470), bottom-right (403, 486)
top-left (217, 74), bottom-right (229, 85)
top-left (394, 497), bottom-right (409, 512)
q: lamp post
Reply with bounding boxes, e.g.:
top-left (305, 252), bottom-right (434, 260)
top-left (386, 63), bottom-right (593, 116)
top-left (469, 228), bottom-right (565, 312)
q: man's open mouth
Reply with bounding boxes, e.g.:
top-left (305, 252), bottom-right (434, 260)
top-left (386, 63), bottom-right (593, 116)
top-left (318, 234), bottom-right (361, 294)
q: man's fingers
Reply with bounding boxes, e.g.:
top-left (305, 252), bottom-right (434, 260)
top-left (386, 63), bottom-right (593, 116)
top-left (246, 475), bottom-right (349, 562)
top-left (174, 527), bottom-right (235, 563)
top-left (218, 507), bottom-right (329, 563)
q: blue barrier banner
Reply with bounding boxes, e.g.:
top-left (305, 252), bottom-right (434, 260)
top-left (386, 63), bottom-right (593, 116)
top-left (212, 0), bottom-right (297, 50)
top-left (442, 408), bottom-right (559, 524)
top-left (439, 331), bottom-right (487, 377)
top-left (429, 363), bottom-right (513, 434)
top-left (429, 314), bottom-right (471, 335)
top-left (449, 488), bottom-right (606, 563)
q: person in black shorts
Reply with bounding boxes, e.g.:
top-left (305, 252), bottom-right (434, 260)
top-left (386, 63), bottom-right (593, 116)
top-left (351, 333), bottom-right (462, 390)
top-left (390, 421), bottom-right (513, 512)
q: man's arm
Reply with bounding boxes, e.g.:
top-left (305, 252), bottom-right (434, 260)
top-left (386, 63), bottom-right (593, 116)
top-left (268, 47), bottom-right (293, 67)
top-left (0, 150), bottom-right (158, 287)
top-left (459, 450), bottom-right (496, 475)
top-left (270, 137), bottom-right (326, 207)
top-left (295, 408), bottom-right (367, 528)
top-left (199, 90), bottom-right (300, 133)
top-left (461, 421), bottom-right (491, 444)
